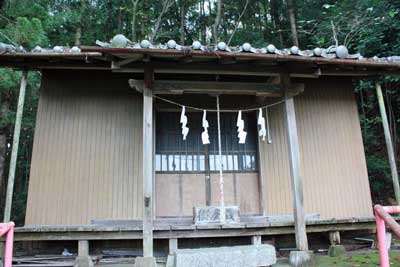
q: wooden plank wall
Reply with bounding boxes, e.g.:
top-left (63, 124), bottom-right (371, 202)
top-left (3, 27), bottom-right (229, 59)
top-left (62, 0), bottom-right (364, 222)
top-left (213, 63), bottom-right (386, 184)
top-left (259, 78), bottom-right (373, 219)
top-left (155, 172), bottom-right (260, 217)
top-left (25, 72), bottom-right (372, 225)
top-left (25, 70), bottom-right (143, 225)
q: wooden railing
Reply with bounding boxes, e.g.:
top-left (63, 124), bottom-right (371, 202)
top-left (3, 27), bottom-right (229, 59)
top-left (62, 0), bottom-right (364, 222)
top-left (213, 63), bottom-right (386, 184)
top-left (0, 222), bottom-right (14, 267)
top-left (374, 205), bottom-right (400, 267)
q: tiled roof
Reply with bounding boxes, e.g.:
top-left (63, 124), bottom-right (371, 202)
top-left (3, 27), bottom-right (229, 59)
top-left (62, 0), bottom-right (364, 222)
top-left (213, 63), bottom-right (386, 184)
top-left (1, 33), bottom-right (400, 63)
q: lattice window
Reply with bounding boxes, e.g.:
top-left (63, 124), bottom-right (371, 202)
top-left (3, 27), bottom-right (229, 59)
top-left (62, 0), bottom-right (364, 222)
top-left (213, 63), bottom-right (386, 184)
top-left (155, 112), bottom-right (258, 172)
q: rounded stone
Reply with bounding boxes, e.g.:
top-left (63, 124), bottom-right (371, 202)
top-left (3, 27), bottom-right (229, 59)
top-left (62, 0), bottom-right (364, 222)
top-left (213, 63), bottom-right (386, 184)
top-left (0, 42), bottom-right (6, 51)
top-left (290, 46), bottom-right (299, 55)
top-left (140, 39), bottom-right (151, 48)
top-left (32, 46), bottom-right (42, 52)
top-left (267, 44), bottom-right (276, 53)
top-left (167, 39), bottom-right (177, 49)
top-left (313, 47), bottom-right (322, 56)
top-left (53, 46), bottom-right (63, 52)
top-left (242, 43), bottom-right (251, 52)
top-left (336, 45), bottom-right (348, 58)
top-left (217, 42), bottom-right (227, 51)
top-left (192, 41), bottom-right (202, 50)
top-left (111, 34), bottom-right (128, 48)
top-left (71, 46), bottom-right (80, 53)
top-left (373, 56), bottom-right (379, 61)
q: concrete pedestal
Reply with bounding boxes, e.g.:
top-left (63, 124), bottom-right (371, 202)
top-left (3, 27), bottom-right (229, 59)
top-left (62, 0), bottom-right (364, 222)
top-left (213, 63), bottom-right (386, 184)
top-left (289, 251), bottom-right (314, 267)
top-left (74, 256), bottom-right (93, 267)
top-left (328, 245), bottom-right (346, 257)
top-left (134, 256), bottom-right (157, 267)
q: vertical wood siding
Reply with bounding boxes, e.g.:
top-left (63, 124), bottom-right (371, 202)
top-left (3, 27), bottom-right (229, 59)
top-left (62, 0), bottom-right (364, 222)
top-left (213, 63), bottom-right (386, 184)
top-left (155, 172), bottom-right (260, 217)
top-left (260, 78), bottom-right (373, 219)
top-left (26, 72), bottom-right (372, 225)
top-left (25, 70), bottom-right (143, 225)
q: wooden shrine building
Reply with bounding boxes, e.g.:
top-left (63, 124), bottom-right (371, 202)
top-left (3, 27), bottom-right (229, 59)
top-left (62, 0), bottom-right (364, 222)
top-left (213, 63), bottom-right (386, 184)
top-left (1, 41), bottom-right (400, 265)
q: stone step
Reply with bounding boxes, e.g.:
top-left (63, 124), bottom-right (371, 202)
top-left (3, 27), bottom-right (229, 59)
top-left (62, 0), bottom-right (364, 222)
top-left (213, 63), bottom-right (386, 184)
top-left (167, 244), bottom-right (276, 267)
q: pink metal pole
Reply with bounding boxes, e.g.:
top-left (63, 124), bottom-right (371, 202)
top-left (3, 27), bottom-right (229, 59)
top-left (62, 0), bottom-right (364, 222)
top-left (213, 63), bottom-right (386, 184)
top-left (374, 205), bottom-right (400, 267)
top-left (375, 212), bottom-right (389, 267)
top-left (0, 222), bottom-right (14, 267)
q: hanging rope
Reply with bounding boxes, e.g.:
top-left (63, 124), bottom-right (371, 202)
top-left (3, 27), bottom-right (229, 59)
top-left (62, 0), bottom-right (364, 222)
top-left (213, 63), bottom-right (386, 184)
top-left (216, 95), bottom-right (226, 224)
top-left (153, 95), bottom-right (286, 112)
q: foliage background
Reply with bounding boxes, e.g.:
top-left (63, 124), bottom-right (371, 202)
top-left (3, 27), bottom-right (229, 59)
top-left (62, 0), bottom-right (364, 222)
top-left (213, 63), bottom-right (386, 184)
top-left (0, 0), bottom-right (399, 225)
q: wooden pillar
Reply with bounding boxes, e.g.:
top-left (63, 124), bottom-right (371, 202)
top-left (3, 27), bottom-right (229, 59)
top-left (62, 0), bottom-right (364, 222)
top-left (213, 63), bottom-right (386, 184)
top-left (3, 71), bottom-right (28, 222)
top-left (251, 235), bottom-right (262, 245)
top-left (376, 82), bottom-right (400, 204)
top-left (143, 84), bottom-right (154, 257)
top-left (78, 240), bottom-right (89, 257)
top-left (168, 238), bottom-right (178, 254)
top-left (284, 96), bottom-right (309, 251)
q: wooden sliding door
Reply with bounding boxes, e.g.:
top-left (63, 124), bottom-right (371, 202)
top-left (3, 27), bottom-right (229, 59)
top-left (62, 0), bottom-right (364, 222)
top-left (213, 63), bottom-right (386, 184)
top-left (155, 112), bottom-right (260, 217)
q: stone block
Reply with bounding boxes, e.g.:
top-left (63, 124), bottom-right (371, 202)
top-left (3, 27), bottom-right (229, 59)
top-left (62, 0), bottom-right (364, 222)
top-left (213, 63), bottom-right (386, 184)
top-left (134, 256), bottom-right (157, 267)
top-left (194, 206), bottom-right (240, 225)
top-left (328, 245), bottom-right (346, 258)
top-left (289, 251), bottom-right (315, 267)
top-left (175, 244), bottom-right (276, 267)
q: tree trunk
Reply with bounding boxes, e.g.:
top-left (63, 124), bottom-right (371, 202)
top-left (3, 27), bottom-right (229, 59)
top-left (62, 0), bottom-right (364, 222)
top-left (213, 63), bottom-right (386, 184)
top-left (0, 98), bottom-right (9, 208)
top-left (200, 0), bottom-right (206, 43)
top-left (74, 26), bottom-right (81, 46)
top-left (141, 0), bottom-right (149, 40)
top-left (106, 0), bottom-right (113, 39)
top-left (117, 6), bottom-right (122, 33)
top-left (131, 0), bottom-right (140, 42)
top-left (286, 0), bottom-right (299, 46)
top-left (212, 0), bottom-right (223, 44)
top-left (180, 0), bottom-right (185, 45)
top-left (150, 0), bottom-right (173, 43)
top-left (74, 0), bottom-right (86, 46)
top-left (270, 0), bottom-right (283, 47)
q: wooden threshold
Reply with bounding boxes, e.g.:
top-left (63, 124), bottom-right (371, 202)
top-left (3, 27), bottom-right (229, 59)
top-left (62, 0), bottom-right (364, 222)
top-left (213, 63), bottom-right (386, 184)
top-left (8, 217), bottom-right (376, 241)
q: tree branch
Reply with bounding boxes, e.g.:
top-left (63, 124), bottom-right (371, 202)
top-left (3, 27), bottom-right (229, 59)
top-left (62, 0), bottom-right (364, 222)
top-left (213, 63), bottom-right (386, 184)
top-left (227, 0), bottom-right (249, 46)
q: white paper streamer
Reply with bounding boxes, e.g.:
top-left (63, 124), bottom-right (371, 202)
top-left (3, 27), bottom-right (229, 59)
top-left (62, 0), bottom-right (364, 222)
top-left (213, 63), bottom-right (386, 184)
top-left (257, 108), bottom-right (267, 141)
top-left (180, 106), bottom-right (189, 140)
top-left (266, 108), bottom-right (272, 144)
top-left (236, 110), bottom-right (247, 144)
top-left (201, 110), bottom-right (210, 145)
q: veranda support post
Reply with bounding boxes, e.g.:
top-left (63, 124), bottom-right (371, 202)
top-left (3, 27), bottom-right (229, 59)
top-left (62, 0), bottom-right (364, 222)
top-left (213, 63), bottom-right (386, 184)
top-left (3, 71), bottom-right (28, 222)
top-left (376, 82), bottom-right (400, 204)
top-left (284, 96), bottom-right (308, 251)
top-left (281, 73), bottom-right (308, 251)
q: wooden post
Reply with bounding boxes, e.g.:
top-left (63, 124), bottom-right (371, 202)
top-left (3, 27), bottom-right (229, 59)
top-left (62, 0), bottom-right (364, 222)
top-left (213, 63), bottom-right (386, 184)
top-left (143, 84), bottom-right (154, 258)
top-left (168, 238), bottom-right (178, 254)
top-left (3, 71), bottom-right (28, 222)
top-left (284, 95), bottom-right (309, 251)
top-left (78, 240), bottom-right (89, 257)
top-left (376, 82), bottom-right (400, 204)
top-left (251, 235), bottom-right (262, 245)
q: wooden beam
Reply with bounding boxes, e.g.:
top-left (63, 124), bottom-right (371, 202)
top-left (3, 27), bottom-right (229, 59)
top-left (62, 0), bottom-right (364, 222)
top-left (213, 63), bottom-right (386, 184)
top-left (3, 71), bottom-right (28, 222)
top-left (8, 219), bottom-right (378, 241)
top-left (376, 82), bottom-right (400, 203)
top-left (129, 79), bottom-right (304, 97)
top-left (282, 74), bottom-right (309, 251)
top-left (142, 78), bottom-right (154, 257)
top-left (150, 80), bottom-right (282, 95)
